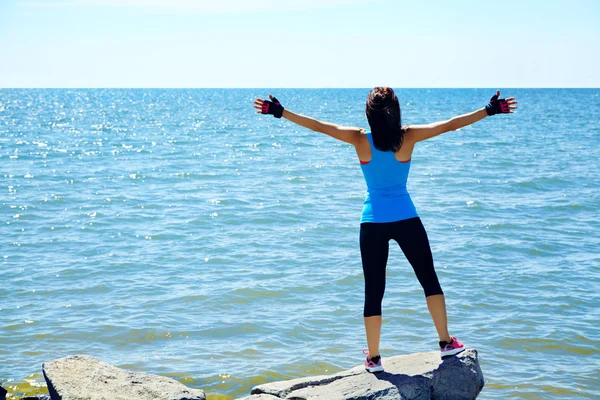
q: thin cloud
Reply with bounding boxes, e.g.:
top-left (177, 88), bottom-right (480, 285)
top-left (18, 0), bottom-right (375, 13)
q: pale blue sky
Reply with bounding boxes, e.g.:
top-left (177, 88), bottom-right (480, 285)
top-left (1, 0), bottom-right (599, 88)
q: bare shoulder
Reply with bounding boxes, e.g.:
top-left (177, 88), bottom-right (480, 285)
top-left (356, 128), bottom-right (369, 143)
top-left (403, 121), bottom-right (452, 143)
top-left (342, 126), bottom-right (367, 146)
top-left (314, 122), bottom-right (366, 146)
top-left (345, 127), bottom-right (367, 135)
top-left (342, 126), bottom-right (366, 146)
top-left (402, 126), bottom-right (419, 144)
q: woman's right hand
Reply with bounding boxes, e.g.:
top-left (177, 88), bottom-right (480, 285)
top-left (485, 90), bottom-right (518, 115)
top-left (254, 94), bottom-right (284, 118)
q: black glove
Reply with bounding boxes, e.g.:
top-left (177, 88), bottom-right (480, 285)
top-left (485, 93), bottom-right (510, 115)
top-left (261, 97), bottom-right (284, 119)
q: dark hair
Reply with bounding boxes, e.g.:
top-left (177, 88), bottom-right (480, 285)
top-left (365, 87), bottom-right (405, 152)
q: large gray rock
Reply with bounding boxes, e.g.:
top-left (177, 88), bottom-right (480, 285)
top-left (246, 349), bottom-right (483, 400)
top-left (236, 395), bottom-right (280, 400)
top-left (20, 397), bottom-right (52, 400)
top-left (42, 355), bottom-right (205, 400)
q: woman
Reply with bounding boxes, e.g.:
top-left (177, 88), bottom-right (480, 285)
top-left (253, 88), bottom-right (517, 373)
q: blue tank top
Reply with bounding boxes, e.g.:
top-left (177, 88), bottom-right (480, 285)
top-left (359, 132), bottom-right (418, 223)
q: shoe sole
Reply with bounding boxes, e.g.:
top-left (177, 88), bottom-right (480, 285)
top-left (365, 365), bottom-right (384, 373)
top-left (441, 347), bottom-right (465, 357)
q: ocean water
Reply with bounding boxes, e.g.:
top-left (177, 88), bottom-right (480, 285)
top-left (0, 89), bottom-right (599, 399)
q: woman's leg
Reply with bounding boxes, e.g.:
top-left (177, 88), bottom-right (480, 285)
top-left (364, 316), bottom-right (382, 358)
top-left (391, 218), bottom-right (451, 342)
top-left (360, 223), bottom-right (389, 358)
top-left (426, 294), bottom-right (451, 343)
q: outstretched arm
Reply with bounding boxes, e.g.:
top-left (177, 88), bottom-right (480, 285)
top-left (282, 109), bottom-right (363, 145)
top-left (254, 95), bottom-right (362, 146)
top-left (405, 108), bottom-right (488, 143)
top-left (405, 91), bottom-right (517, 143)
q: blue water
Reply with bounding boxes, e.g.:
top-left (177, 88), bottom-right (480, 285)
top-left (1, 89), bottom-right (599, 399)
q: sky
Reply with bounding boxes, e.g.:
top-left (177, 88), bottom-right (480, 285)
top-left (0, 0), bottom-right (599, 88)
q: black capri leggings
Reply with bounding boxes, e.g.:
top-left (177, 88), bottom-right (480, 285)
top-left (360, 217), bottom-right (443, 317)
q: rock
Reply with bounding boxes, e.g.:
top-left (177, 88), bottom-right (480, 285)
top-left (20, 397), bottom-right (52, 400)
top-left (0, 385), bottom-right (6, 400)
top-left (42, 355), bottom-right (205, 400)
top-left (249, 349), bottom-right (483, 400)
top-left (236, 395), bottom-right (280, 400)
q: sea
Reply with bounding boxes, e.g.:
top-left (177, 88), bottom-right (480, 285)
top-left (1, 89), bottom-right (599, 399)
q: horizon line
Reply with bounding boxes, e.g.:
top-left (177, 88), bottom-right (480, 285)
top-left (1, 87), bottom-right (599, 90)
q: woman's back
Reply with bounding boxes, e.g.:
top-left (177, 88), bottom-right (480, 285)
top-left (359, 132), bottom-right (418, 223)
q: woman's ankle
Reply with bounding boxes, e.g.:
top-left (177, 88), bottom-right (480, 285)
top-left (439, 335), bottom-right (452, 343)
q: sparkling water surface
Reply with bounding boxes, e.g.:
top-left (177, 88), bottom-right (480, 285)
top-left (1, 89), bottom-right (599, 399)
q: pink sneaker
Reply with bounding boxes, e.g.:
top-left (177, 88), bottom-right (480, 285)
top-left (363, 349), bottom-right (384, 373)
top-left (440, 336), bottom-right (465, 357)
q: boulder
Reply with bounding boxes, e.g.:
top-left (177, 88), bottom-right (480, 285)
top-left (1, 385), bottom-right (6, 400)
top-left (20, 397), bottom-right (52, 400)
top-left (246, 349), bottom-right (483, 400)
top-left (42, 355), bottom-right (205, 400)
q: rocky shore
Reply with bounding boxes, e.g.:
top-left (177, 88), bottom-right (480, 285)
top-left (1, 349), bottom-right (483, 400)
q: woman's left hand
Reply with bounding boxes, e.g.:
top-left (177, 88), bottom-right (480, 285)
top-left (485, 90), bottom-right (518, 115)
top-left (254, 94), bottom-right (284, 118)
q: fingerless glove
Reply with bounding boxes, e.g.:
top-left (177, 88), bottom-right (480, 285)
top-left (261, 97), bottom-right (284, 119)
top-left (485, 94), bottom-right (510, 115)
